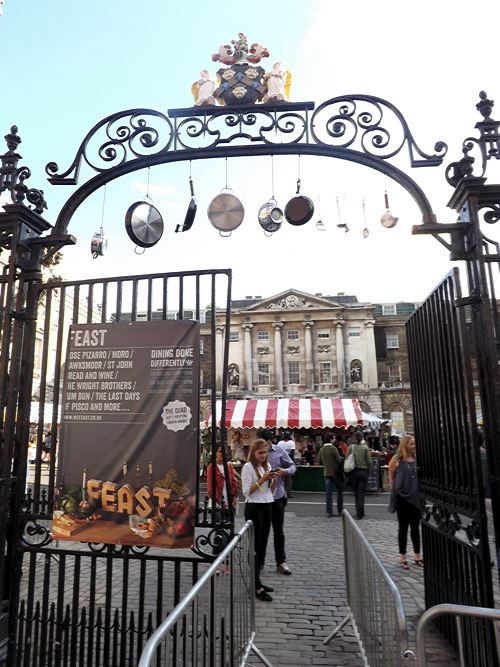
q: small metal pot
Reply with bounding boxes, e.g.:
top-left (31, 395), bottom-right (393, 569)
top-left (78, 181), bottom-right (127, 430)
top-left (285, 179), bottom-right (314, 226)
top-left (90, 231), bottom-right (108, 259)
top-left (258, 198), bottom-right (283, 234)
top-left (208, 189), bottom-right (244, 236)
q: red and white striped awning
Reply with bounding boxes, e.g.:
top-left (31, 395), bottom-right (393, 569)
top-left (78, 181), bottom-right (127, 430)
top-left (200, 398), bottom-right (363, 430)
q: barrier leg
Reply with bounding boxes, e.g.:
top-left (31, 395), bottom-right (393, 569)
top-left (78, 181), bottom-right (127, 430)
top-left (323, 613), bottom-right (351, 645)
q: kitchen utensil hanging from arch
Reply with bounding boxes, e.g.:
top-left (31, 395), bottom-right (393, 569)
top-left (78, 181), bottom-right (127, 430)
top-left (258, 155), bottom-right (283, 235)
top-left (91, 184), bottom-right (108, 259)
top-left (125, 168), bottom-right (164, 250)
top-left (176, 163), bottom-right (197, 233)
top-left (284, 156), bottom-right (314, 226)
top-left (380, 191), bottom-right (399, 228)
top-left (207, 158), bottom-right (245, 236)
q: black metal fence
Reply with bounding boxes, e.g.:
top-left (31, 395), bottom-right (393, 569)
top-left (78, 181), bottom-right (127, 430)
top-left (407, 268), bottom-right (499, 667)
top-left (2, 268), bottom-right (232, 666)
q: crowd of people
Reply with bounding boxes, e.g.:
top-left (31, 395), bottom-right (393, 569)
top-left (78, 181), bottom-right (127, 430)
top-left (207, 427), bottom-right (423, 601)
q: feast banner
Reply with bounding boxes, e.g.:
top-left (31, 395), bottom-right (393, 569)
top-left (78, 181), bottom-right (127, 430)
top-left (54, 320), bottom-right (199, 548)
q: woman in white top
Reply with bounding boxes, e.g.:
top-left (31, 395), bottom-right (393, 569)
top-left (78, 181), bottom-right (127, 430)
top-left (241, 439), bottom-right (277, 601)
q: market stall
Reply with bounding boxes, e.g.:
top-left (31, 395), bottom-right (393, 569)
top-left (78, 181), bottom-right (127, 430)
top-left (200, 398), bottom-right (364, 430)
top-left (201, 398), bottom-right (365, 491)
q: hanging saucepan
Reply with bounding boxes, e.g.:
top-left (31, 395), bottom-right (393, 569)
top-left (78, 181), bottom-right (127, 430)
top-left (258, 197), bottom-right (283, 235)
top-left (125, 201), bottom-right (164, 248)
top-left (91, 231), bottom-right (108, 259)
top-left (175, 177), bottom-right (197, 233)
top-left (285, 179), bottom-right (314, 226)
top-left (207, 189), bottom-right (245, 236)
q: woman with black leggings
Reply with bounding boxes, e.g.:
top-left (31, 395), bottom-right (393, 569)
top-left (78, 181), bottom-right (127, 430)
top-left (388, 435), bottom-right (423, 570)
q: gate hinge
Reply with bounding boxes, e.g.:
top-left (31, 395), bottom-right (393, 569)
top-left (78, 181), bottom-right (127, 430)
top-left (455, 295), bottom-right (482, 307)
top-left (11, 309), bottom-right (37, 321)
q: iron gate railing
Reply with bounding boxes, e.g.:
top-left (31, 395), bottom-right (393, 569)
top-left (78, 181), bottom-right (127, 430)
top-left (1, 268), bottom-right (234, 666)
top-left (406, 268), bottom-right (499, 667)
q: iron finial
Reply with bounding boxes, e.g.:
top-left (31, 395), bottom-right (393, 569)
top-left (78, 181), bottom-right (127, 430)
top-left (476, 91), bottom-right (494, 120)
top-left (4, 125), bottom-right (21, 153)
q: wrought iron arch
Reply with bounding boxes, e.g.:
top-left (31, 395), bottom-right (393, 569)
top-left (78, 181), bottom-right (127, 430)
top-left (43, 95), bottom-right (447, 240)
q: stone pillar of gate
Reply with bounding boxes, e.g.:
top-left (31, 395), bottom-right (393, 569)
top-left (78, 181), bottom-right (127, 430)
top-left (273, 322), bottom-right (283, 393)
top-left (335, 319), bottom-right (345, 389)
top-left (364, 319), bottom-right (378, 389)
top-left (303, 320), bottom-right (314, 392)
top-left (242, 323), bottom-right (253, 391)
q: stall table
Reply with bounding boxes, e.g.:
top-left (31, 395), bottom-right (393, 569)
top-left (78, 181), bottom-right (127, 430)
top-left (292, 466), bottom-right (326, 492)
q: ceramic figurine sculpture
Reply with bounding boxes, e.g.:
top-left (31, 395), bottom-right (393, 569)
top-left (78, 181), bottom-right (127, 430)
top-left (192, 70), bottom-right (217, 107)
top-left (262, 62), bottom-right (292, 103)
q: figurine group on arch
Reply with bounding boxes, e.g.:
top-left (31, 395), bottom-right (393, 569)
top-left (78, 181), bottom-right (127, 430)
top-left (192, 33), bottom-right (292, 108)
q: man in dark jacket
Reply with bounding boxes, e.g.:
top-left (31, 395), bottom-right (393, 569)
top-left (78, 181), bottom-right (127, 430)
top-left (318, 434), bottom-right (344, 517)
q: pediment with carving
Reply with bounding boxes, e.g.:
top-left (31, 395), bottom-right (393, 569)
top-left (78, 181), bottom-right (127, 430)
top-left (240, 289), bottom-right (343, 313)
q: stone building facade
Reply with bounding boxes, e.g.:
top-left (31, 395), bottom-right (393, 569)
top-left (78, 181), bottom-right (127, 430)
top-left (200, 289), bottom-right (418, 434)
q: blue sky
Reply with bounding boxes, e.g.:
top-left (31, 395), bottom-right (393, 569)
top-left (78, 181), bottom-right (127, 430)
top-left (2, 0), bottom-right (500, 304)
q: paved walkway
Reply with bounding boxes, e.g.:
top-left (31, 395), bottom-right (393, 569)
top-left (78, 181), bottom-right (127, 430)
top-left (237, 508), bottom-right (461, 667)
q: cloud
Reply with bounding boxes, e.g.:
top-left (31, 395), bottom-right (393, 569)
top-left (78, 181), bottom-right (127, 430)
top-left (133, 181), bottom-right (176, 197)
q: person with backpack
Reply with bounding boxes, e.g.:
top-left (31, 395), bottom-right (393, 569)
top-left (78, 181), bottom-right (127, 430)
top-left (318, 434), bottom-right (344, 517)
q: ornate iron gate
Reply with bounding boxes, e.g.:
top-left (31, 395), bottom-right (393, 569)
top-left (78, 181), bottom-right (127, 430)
top-left (0, 266), bottom-right (232, 666)
top-left (407, 268), bottom-right (499, 667)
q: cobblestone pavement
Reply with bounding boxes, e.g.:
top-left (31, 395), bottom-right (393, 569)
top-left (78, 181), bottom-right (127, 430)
top-left (238, 509), bottom-right (461, 667)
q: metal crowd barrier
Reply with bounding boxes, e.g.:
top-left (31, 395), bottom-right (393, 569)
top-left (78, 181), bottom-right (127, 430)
top-left (138, 520), bottom-right (274, 667)
top-left (415, 603), bottom-right (500, 666)
top-left (324, 510), bottom-right (415, 666)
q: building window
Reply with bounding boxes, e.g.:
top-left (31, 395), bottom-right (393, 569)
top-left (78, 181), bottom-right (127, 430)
top-left (389, 365), bottom-right (401, 380)
top-left (386, 334), bottom-right (399, 349)
top-left (257, 331), bottom-right (269, 341)
top-left (167, 312), bottom-right (176, 320)
top-left (229, 331), bottom-right (239, 342)
top-left (319, 362), bottom-right (331, 383)
top-left (317, 329), bottom-right (330, 338)
top-left (199, 340), bottom-right (204, 354)
top-left (389, 406), bottom-right (406, 433)
top-left (348, 327), bottom-right (361, 337)
top-left (287, 330), bottom-right (299, 340)
top-left (288, 361), bottom-right (300, 384)
top-left (258, 363), bottom-right (270, 386)
top-left (382, 304), bottom-right (396, 315)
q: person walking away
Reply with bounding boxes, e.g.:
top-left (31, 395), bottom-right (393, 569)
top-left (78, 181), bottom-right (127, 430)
top-left (257, 429), bottom-right (295, 576)
top-left (279, 431), bottom-right (295, 497)
top-left (207, 444), bottom-right (239, 563)
top-left (318, 434), bottom-right (344, 517)
top-left (241, 439), bottom-right (277, 601)
top-left (388, 435), bottom-right (423, 569)
top-left (347, 431), bottom-right (373, 520)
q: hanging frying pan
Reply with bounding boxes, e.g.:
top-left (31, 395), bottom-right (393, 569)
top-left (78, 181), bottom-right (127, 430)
top-left (285, 179), bottom-right (314, 226)
top-left (125, 201), bottom-right (164, 248)
top-left (207, 189), bottom-right (244, 236)
top-left (175, 177), bottom-right (197, 233)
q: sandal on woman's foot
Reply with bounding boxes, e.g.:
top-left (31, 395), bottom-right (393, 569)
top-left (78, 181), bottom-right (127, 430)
top-left (256, 589), bottom-right (273, 602)
top-left (414, 559), bottom-right (424, 567)
top-left (400, 561), bottom-right (410, 570)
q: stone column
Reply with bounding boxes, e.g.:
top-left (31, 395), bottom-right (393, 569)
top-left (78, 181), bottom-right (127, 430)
top-left (336, 319), bottom-right (345, 389)
top-left (242, 323), bottom-right (253, 391)
top-left (303, 320), bottom-right (314, 391)
top-left (365, 319), bottom-right (378, 389)
top-left (273, 322), bottom-right (283, 392)
top-left (215, 325), bottom-right (225, 391)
